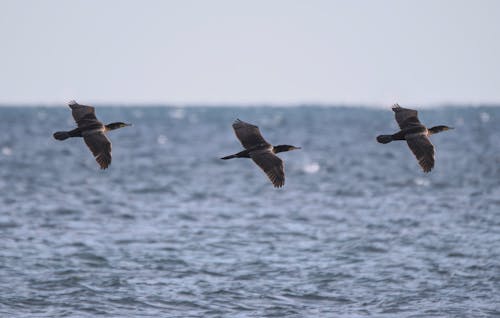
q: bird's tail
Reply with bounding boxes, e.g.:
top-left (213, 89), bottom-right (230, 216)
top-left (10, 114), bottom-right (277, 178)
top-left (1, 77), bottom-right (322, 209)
top-left (53, 131), bottom-right (70, 140)
top-left (376, 135), bottom-right (393, 144)
top-left (221, 154), bottom-right (237, 160)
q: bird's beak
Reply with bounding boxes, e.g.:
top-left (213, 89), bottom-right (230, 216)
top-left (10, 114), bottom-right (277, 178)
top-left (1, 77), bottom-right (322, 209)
top-left (294, 146), bottom-right (302, 150)
top-left (125, 123), bottom-right (132, 126)
top-left (448, 127), bottom-right (454, 130)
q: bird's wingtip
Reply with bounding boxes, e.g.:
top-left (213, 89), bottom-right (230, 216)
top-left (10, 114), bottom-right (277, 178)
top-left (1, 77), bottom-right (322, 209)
top-left (233, 118), bottom-right (244, 126)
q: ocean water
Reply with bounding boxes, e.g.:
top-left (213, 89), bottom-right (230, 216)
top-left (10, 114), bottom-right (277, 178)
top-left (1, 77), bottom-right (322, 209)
top-left (0, 106), bottom-right (499, 317)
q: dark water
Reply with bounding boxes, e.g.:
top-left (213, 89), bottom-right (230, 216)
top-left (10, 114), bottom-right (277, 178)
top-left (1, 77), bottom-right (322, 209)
top-left (0, 106), bottom-right (499, 317)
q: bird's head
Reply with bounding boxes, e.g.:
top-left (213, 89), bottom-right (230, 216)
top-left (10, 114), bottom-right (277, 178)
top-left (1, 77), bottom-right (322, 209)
top-left (440, 125), bottom-right (453, 131)
top-left (105, 122), bottom-right (132, 131)
top-left (274, 145), bottom-right (301, 153)
top-left (428, 125), bottom-right (454, 135)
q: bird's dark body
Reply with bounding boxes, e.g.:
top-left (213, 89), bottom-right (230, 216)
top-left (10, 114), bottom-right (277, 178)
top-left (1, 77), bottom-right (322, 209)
top-left (221, 144), bottom-right (295, 160)
top-left (221, 119), bottom-right (300, 187)
top-left (53, 101), bottom-right (130, 169)
top-left (376, 104), bottom-right (452, 172)
top-left (54, 122), bottom-right (126, 140)
top-left (390, 126), bottom-right (428, 141)
top-left (67, 127), bottom-right (83, 137)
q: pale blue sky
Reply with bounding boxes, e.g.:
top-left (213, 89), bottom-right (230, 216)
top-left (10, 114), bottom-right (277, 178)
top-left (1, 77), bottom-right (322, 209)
top-left (1, 0), bottom-right (499, 106)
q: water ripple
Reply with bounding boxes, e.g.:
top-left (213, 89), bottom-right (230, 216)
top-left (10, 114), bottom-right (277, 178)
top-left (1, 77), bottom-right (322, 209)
top-left (0, 106), bottom-right (499, 317)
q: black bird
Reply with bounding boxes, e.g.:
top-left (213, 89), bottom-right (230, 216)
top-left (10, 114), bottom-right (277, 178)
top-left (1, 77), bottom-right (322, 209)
top-left (53, 100), bottom-right (131, 169)
top-left (377, 104), bottom-right (453, 172)
top-left (221, 119), bottom-right (300, 188)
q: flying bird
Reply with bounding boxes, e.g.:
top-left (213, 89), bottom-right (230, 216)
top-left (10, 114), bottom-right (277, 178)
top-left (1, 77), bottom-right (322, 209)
top-left (53, 100), bottom-right (131, 169)
top-left (377, 104), bottom-right (453, 172)
top-left (221, 119), bottom-right (301, 188)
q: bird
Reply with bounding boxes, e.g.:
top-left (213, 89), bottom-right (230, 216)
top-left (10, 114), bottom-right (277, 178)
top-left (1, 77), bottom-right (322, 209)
top-left (53, 100), bottom-right (131, 169)
top-left (376, 104), bottom-right (453, 172)
top-left (221, 119), bottom-right (301, 188)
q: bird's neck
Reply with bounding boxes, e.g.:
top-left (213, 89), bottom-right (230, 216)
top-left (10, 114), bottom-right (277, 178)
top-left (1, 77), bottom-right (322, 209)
top-left (105, 122), bottom-right (124, 131)
top-left (428, 126), bottom-right (447, 135)
top-left (273, 145), bottom-right (290, 153)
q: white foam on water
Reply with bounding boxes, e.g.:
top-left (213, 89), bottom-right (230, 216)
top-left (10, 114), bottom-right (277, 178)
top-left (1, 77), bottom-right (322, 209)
top-left (480, 112), bottom-right (490, 123)
top-left (303, 162), bottom-right (320, 174)
top-left (157, 135), bottom-right (168, 145)
top-left (2, 147), bottom-right (12, 156)
top-left (169, 108), bottom-right (185, 119)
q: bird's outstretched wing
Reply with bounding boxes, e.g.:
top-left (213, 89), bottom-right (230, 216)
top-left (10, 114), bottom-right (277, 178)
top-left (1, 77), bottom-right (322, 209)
top-left (392, 104), bottom-right (423, 129)
top-left (232, 119), bottom-right (270, 150)
top-left (406, 134), bottom-right (435, 172)
top-left (83, 132), bottom-right (112, 169)
top-left (68, 100), bottom-right (103, 128)
top-left (250, 149), bottom-right (285, 188)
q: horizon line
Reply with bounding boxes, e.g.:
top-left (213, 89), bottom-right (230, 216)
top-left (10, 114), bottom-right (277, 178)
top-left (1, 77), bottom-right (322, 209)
top-left (0, 102), bottom-right (499, 109)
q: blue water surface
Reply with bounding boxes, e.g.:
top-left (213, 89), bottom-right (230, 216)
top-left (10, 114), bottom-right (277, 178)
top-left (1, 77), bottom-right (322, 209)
top-left (0, 106), bottom-right (499, 317)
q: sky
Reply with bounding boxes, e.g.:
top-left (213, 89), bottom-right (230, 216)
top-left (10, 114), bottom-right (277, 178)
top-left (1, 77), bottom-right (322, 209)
top-left (0, 0), bottom-right (499, 106)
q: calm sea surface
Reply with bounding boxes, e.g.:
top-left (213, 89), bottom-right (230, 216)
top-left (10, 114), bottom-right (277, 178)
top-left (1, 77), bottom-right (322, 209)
top-left (0, 106), bottom-right (499, 317)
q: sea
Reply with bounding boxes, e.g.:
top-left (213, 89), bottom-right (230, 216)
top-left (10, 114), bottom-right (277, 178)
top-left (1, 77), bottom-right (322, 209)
top-left (0, 105), bottom-right (499, 317)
